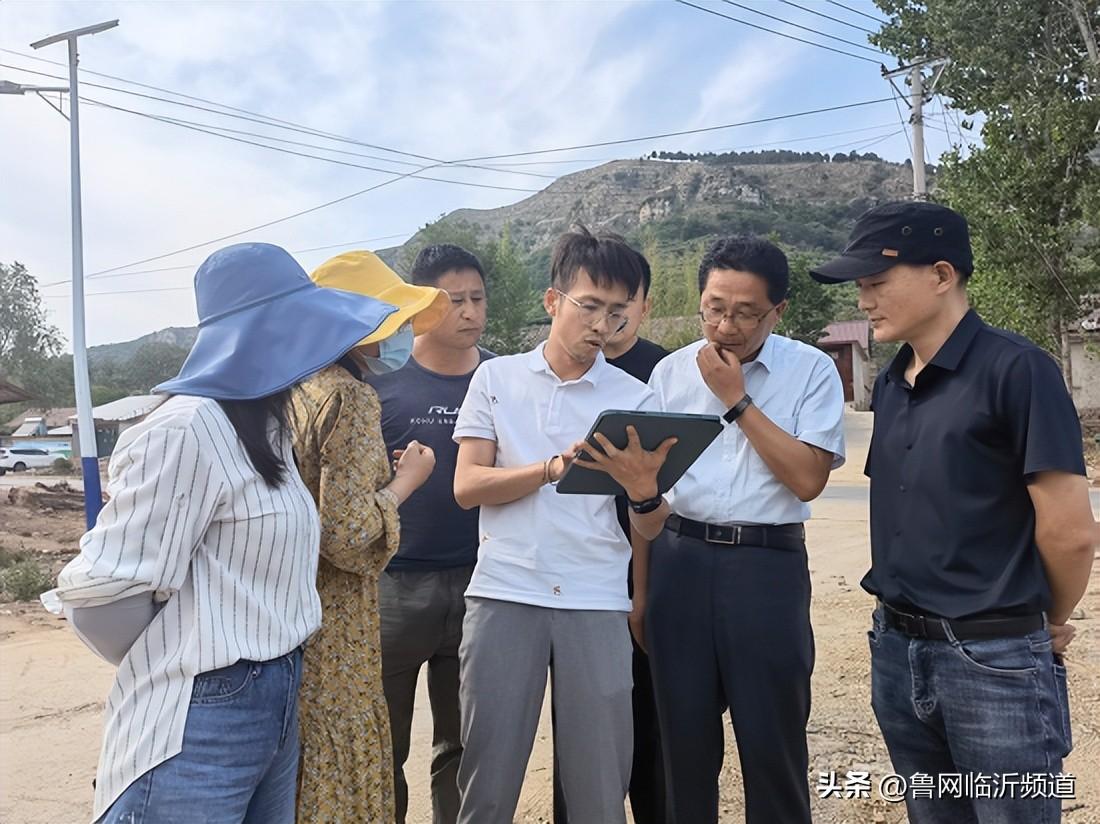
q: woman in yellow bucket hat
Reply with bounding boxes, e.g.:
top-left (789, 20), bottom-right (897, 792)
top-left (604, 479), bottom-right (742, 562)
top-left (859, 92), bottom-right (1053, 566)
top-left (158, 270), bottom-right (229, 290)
top-left (290, 251), bottom-right (450, 823)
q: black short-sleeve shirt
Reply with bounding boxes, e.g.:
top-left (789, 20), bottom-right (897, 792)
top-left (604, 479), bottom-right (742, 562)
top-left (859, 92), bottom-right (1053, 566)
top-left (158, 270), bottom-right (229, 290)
top-left (863, 309), bottom-right (1086, 619)
top-left (366, 350), bottom-right (493, 571)
top-left (607, 336), bottom-right (668, 384)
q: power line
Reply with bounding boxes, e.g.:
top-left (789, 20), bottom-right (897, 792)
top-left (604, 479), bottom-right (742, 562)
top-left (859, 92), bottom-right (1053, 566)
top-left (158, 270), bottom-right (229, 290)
top-left (92, 101), bottom-right (559, 179)
top-left (775, 0), bottom-right (877, 34)
top-left (80, 95), bottom-right (547, 193)
top-left (3, 56), bottom-right (895, 164)
top-left (451, 97), bottom-right (896, 163)
top-left (38, 122), bottom-right (900, 290)
top-left (82, 171), bottom-right (453, 277)
top-left (43, 285), bottom-right (192, 299)
top-left (674, 0), bottom-right (882, 65)
top-left (3, 55), bottom-right (896, 275)
top-left (940, 105), bottom-right (1076, 304)
top-left (46, 95), bottom-right (899, 278)
top-left (480, 122), bottom-right (901, 167)
top-left (890, 87), bottom-right (915, 159)
top-left (825, 0), bottom-right (887, 25)
top-left (52, 127), bottom-right (910, 300)
top-left (719, 0), bottom-right (884, 54)
top-left (0, 61), bottom-right (432, 162)
top-left (0, 59), bottom-right (548, 180)
top-left (137, 115), bottom-right (558, 178)
top-left (38, 233), bottom-right (413, 289)
top-left (0, 46), bottom-right (326, 126)
top-left (2, 58), bottom-right (893, 163)
top-left (821, 128), bottom-right (903, 154)
top-left (79, 101), bottom-right (556, 179)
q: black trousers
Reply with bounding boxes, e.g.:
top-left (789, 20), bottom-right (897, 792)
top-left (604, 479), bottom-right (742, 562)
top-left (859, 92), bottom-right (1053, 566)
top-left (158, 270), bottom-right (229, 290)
top-left (646, 529), bottom-right (814, 824)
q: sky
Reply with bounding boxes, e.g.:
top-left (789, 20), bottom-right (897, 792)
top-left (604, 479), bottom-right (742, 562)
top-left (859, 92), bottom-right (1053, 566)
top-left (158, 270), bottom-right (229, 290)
top-left (0, 0), bottom-right (964, 349)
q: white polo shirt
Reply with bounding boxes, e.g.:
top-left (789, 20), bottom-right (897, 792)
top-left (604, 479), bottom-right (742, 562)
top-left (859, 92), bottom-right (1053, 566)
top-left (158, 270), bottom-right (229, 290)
top-left (453, 342), bottom-right (657, 611)
top-left (649, 335), bottom-right (846, 526)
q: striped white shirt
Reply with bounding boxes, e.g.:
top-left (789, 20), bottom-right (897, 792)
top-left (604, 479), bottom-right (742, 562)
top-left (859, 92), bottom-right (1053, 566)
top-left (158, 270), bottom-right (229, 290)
top-left (43, 395), bottom-right (321, 820)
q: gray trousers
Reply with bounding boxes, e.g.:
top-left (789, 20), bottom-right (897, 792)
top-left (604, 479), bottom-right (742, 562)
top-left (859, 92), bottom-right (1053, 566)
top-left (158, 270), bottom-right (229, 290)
top-left (380, 566), bottom-right (474, 824)
top-left (457, 597), bottom-right (633, 824)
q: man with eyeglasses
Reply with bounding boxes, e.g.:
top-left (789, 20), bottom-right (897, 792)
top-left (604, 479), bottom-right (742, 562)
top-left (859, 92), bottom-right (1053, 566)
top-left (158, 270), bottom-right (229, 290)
top-left (636, 236), bottom-right (846, 824)
top-left (553, 256), bottom-right (670, 824)
top-left (452, 226), bottom-right (676, 824)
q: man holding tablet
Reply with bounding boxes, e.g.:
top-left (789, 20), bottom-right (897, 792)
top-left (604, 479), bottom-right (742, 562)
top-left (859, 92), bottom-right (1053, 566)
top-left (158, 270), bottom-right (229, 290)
top-left (451, 226), bottom-right (675, 824)
top-left (640, 236), bottom-right (846, 824)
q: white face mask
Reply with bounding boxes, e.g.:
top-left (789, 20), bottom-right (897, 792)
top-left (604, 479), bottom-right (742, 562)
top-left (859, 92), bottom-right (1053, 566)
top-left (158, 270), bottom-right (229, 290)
top-left (363, 323), bottom-right (414, 375)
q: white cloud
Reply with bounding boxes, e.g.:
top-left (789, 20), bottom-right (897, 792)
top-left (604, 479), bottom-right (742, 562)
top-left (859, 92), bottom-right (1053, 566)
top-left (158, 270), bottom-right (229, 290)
top-left (0, 0), bottom-right (898, 348)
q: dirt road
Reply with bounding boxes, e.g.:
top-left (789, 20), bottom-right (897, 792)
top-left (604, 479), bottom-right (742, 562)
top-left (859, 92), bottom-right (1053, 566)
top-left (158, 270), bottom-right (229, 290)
top-left (2, 411), bottom-right (1097, 823)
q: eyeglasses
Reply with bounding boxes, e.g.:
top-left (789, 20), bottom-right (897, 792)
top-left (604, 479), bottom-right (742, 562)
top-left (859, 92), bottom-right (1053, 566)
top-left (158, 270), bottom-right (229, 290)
top-left (554, 289), bottom-right (629, 335)
top-left (698, 304), bottom-right (777, 330)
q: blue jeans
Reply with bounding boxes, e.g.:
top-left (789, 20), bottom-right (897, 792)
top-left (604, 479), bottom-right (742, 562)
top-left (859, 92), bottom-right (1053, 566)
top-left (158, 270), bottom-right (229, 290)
top-left (100, 648), bottom-right (303, 824)
top-left (869, 608), bottom-right (1072, 824)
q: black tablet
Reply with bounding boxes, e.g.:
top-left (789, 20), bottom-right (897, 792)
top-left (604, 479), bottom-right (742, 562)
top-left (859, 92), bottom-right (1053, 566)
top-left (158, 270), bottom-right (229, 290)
top-left (555, 410), bottom-right (723, 496)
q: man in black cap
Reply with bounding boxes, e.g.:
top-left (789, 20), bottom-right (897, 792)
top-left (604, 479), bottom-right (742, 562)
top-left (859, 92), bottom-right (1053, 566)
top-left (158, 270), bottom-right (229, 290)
top-left (812, 201), bottom-right (1096, 823)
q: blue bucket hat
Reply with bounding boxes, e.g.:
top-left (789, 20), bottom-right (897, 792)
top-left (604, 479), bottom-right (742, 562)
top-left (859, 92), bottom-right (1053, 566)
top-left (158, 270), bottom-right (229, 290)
top-left (155, 242), bottom-right (397, 400)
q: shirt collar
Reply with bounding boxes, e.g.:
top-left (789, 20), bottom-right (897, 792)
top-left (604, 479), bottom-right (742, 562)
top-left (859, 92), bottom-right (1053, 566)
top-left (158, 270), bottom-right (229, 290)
top-left (745, 334), bottom-right (777, 373)
top-left (525, 341), bottom-right (604, 386)
top-left (886, 309), bottom-right (984, 385)
top-left (929, 309), bottom-right (983, 371)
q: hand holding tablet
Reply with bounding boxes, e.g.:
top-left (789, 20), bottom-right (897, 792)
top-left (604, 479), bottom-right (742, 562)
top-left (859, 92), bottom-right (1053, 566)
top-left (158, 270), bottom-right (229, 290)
top-left (555, 410), bottom-right (723, 497)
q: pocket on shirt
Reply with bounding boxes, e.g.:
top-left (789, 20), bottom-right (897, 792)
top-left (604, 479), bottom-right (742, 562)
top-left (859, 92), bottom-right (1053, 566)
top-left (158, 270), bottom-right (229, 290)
top-left (190, 659), bottom-right (260, 704)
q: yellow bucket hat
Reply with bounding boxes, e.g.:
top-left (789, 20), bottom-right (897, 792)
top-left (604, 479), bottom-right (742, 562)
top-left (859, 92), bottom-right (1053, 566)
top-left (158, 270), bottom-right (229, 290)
top-left (311, 250), bottom-right (450, 345)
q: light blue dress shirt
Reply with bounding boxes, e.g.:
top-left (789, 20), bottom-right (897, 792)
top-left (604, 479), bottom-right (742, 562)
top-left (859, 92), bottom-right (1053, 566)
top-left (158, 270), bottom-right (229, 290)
top-left (649, 335), bottom-right (846, 525)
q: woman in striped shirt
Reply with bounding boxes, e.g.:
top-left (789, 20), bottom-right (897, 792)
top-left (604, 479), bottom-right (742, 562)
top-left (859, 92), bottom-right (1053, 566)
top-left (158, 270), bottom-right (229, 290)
top-left (43, 243), bottom-right (397, 824)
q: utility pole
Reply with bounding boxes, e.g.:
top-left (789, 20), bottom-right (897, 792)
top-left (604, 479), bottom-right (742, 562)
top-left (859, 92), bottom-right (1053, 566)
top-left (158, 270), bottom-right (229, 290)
top-left (883, 57), bottom-right (948, 200)
top-left (28, 20), bottom-right (119, 529)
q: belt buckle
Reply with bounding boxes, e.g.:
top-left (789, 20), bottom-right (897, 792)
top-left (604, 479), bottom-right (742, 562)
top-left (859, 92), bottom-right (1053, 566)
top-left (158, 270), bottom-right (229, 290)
top-left (705, 524), bottom-right (741, 545)
top-left (900, 612), bottom-right (928, 638)
top-left (887, 606), bottom-right (925, 638)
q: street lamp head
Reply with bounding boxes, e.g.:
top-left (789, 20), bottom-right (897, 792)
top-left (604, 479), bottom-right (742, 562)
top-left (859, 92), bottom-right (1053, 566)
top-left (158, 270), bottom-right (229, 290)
top-left (30, 19), bottom-right (119, 49)
top-left (0, 80), bottom-right (69, 95)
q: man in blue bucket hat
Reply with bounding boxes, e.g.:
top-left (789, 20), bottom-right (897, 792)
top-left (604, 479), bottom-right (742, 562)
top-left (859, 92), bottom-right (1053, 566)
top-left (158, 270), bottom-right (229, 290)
top-left (45, 241), bottom-right (397, 824)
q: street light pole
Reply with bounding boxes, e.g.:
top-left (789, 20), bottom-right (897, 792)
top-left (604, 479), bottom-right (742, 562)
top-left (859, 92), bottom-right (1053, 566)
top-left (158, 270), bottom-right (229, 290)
top-left (29, 19), bottom-right (118, 529)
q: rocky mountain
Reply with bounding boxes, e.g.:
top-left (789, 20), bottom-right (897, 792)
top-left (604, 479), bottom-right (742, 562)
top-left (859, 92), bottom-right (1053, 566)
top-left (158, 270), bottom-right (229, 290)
top-left (92, 155), bottom-right (915, 361)
top-left (381, 156), bottom-right (914, 269)
top-left (88, 326), bottom-right (198, 367)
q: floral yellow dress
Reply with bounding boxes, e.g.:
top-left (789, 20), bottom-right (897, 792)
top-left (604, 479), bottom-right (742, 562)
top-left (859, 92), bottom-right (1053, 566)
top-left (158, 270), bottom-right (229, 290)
top-left (291, 363), bottom-right (400, 823)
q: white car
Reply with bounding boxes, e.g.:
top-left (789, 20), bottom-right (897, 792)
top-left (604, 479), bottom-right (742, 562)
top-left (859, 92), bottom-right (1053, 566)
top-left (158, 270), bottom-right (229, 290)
top-left (0, 446), bottom-right (66, 473)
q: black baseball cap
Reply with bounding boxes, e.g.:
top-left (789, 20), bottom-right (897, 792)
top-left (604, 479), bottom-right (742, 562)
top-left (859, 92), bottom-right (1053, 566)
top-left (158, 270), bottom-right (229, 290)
top-left (811, 201), bottom-right (973, 284)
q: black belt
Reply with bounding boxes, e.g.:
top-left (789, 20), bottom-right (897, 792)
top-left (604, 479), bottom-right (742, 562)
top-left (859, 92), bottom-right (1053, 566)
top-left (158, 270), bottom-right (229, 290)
top-left (665, 515), bottom-right (805, 551)
top-left (880, 601), bottom-right (1044, 641)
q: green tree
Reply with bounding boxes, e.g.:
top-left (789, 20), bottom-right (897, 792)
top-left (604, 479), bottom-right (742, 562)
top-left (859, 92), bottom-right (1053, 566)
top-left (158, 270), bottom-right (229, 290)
top-left (484, 226), bottom-right (540, 354)
top-left (778, 250), bottom-right (841, 344)
top-left (0, 261), bottom-right (64, 401)
top-left (873, 0), bottom-right (1100, 380)
top-left (117, 338), bottom-right (190, 393)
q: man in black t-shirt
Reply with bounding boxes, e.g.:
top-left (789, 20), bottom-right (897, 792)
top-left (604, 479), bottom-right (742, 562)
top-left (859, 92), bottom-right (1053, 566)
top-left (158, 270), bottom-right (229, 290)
top-left (813, 202), bottom-right (1096, 824)
top-left (368, 244), bottom-right (492, 824)
top-left (552, 247), bottom-right (670, 824)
